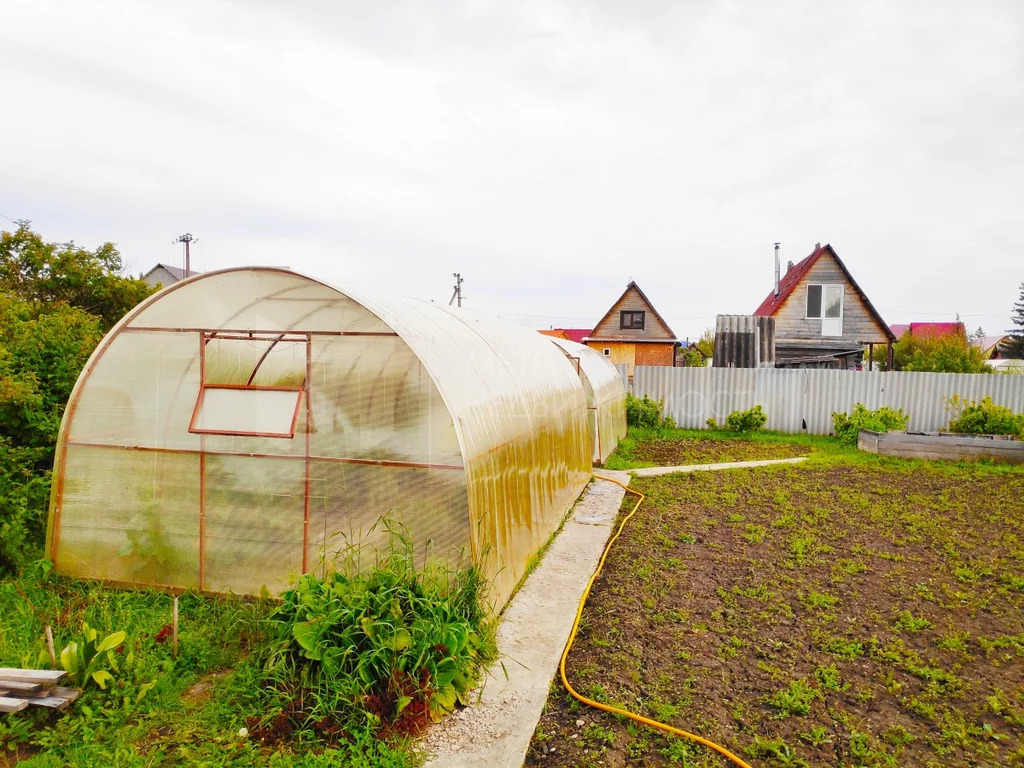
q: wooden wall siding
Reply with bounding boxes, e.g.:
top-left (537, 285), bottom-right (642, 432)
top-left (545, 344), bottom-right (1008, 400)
top-left (584, 342), bottom-right (635, 375)
top-left (635, 343), bottom-right (674, 366)
top-left (772, 254), bottom-right (890, 344)
top-left (591, 285), bottom-right (675, 341)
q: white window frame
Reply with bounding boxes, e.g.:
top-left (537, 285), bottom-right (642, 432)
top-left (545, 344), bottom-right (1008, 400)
top-left (603, 348), bottom-right (611, 356)
top-left (806, 284), bottom-right (844, 320)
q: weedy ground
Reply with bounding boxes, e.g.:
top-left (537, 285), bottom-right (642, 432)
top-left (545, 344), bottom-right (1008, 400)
top-left (0, 543), bottom-right (492, 767)
top-left (529, 445), bottom-right (1024, 767)
top-left (602, 427), bottom-right (845, 470)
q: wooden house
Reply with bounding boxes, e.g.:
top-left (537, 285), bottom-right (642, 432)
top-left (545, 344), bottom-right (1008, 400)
top-left (584, 281), bottom-right (678, 375)
top-left (754, 244), bottom-right (895, 370)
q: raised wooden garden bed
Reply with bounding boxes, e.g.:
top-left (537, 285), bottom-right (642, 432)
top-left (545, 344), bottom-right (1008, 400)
top-left (858, 429), bottom-right (1024, 464)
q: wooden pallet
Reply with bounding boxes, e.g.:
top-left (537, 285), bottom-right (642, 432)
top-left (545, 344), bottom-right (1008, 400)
top-left (0, 669), bottom-right (80, 713)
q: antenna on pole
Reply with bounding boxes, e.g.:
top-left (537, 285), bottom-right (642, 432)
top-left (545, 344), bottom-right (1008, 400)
top-left (773, 242), bottom-right (781, 296)
top-left (449, 273), bottom-right (464, 307)
top-left (174, 233), bottom-right (196, 276)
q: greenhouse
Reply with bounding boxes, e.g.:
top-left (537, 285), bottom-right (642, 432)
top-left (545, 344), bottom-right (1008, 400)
top-left (548, 337), bottom-right (626, 464)
top-left (46, 268), bottom-right (626, 609)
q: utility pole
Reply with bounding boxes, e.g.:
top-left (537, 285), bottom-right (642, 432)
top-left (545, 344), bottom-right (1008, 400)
top-left (174, 233), bottom-right (196, 276)
top-left (449, 272), bottom-right (464, 307)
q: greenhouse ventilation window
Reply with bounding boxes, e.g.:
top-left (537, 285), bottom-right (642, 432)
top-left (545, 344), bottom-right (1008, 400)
top-left (189, 332), bottom-right (308, 438)
top-left (189, 385), bottom-right (304, 438)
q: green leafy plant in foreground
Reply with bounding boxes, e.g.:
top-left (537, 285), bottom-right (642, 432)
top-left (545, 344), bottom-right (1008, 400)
top-left (832, 403), bottom-right (909, 446)
top-left (57, 621), bottom-right (127, 690)
top-left (258, 527), bottom-right (494, 737)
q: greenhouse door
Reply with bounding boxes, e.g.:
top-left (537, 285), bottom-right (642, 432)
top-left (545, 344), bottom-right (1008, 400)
top-left (190, 331), bottom-right (314, 593)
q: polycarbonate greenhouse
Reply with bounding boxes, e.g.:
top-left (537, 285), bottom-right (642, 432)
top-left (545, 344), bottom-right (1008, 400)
top-left (46, 268), bottom-right (626, 609)
top-left (548, 338), bottom-right (626, 464)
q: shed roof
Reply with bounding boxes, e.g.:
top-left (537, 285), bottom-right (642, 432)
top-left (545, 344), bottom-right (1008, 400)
top-left (538, 328), bottom-right (591, 344)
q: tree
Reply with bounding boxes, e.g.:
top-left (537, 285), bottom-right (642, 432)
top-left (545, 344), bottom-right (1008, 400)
top-left (1001, 282), bottom-right (1024, 358)
top-left (892, 330), bottom-right (992, 373)
top-left (969, 326), bottom-right (986, 342)
top-left (677, 345), bottom-right (703, 367)
top-left (0, 224), bottom-right (156, 573)
top-left (694, 327), bottom-right (714, 360)
top-left (0, 223), bottom-right (153, 329)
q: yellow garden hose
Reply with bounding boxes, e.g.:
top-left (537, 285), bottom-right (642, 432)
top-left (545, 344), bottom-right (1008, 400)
top-left (558, 474), bottom-right (754, 768)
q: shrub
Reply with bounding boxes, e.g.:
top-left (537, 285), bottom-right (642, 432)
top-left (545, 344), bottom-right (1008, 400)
top-left (891, 330), bottom-right (991, 373)
top-left (725, 405), bottom-right (767, 433)
top-left (625, 394), bottom-right (674, 429)
top-left (257, 527), bottom-right (493, 737)
top-left (946, 395), bottom-right (1024, 437)
top-left (832, 404), bottom-right (909, 446)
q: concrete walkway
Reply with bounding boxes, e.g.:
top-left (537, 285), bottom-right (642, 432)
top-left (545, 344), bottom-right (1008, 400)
top-left (421, 471), bottom-right (629, 768)
top-left (631, 455), bottom-right (807, 476)
top-left (420, 456), bottom-right (806, 767)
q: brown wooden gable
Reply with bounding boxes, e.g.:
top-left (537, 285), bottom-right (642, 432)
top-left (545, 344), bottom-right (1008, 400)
top-left (770, 247), bottom-right (893, 345)
top-left (588, 281), bottom-right (677, 342)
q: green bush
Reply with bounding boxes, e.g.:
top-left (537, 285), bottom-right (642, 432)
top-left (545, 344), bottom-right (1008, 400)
top-left (946, 396), bottom-right (1024, 437)
top-left (832, 404), bottom-right (909, 446)
top-left (725, 405), bottom-right (768, 433)
top-left (625, 393), bottom-right (674, 429)
top-left (257, 527), bottom-right (493, 737)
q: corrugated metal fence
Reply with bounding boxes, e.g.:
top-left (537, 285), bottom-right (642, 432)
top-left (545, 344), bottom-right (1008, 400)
top-left (632, 366), bottom-right (1024, 434)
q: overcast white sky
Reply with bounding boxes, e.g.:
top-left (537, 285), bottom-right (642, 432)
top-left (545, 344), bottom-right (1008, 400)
top-left (2, 0), bottom-right (1022, 340)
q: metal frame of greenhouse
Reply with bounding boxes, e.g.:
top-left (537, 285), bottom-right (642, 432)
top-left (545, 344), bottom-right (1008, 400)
top-left (46, 268), bottom-right (625, 609)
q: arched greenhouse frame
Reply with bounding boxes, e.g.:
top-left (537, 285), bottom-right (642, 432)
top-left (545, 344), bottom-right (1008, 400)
top-left (46, 268), bottom-right (626, 609)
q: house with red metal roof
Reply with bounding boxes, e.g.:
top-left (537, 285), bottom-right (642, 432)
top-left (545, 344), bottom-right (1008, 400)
top-left (754, 244), bottom-right (896, 370)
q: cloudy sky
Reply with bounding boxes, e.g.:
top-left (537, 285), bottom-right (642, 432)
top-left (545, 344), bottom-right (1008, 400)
top-left (2, 0), bottom-right (1022, 340)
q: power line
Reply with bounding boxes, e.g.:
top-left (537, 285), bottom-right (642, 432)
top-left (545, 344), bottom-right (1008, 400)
top-left (0, 211), bottom-right (22, 225)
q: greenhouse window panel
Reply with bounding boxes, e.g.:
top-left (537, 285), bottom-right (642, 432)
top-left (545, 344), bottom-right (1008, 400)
top-left (189, 385), bottom-right (304, 438)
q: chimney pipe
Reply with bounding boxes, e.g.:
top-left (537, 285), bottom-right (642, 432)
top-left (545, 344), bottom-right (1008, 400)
top-left (773, 242), bottom-right (781, 296)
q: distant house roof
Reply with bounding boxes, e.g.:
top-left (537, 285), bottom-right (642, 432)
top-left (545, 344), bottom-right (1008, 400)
top-left (972, 334), bottom-right (1012, 357)
top-left (142, 263), bottom-right (202, 286)
top-left (753, 243), bottom-right (896, 342)
top-left (890, 322), bottom-right (965, 340)
top-left (538, 328), bottom-right (591, 344)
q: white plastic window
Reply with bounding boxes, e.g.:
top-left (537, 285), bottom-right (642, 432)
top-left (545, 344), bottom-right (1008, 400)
top-left (190, 386), bottom-right (303, 438)
top-left (806, 285), bottom-right (843, 319)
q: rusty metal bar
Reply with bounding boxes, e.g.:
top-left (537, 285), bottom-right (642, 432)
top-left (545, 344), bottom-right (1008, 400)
top-left (123, 327), bottom-right (398, 337)
top-left (302, 334), bottom-right (312, 574)
top-left (64, 441), bottom-right (464, 471)
top-left (198, 333), bottom-right (207, 591)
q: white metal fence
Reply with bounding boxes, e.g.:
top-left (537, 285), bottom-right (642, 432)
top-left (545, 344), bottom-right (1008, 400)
top-left (630, 366), bottom-right (1024, 434)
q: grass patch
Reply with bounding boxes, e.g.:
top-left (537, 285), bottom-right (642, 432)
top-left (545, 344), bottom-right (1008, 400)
top-left (0, 530), bottom-right (494, 766)
top-left (602, 426), bottom-right (856, 470)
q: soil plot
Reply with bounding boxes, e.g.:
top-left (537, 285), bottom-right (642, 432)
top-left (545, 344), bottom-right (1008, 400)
top-left (528, 462), bottom-right (1024, 767)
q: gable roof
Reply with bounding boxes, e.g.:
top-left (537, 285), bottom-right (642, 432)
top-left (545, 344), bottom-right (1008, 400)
top-left (972, 334), bottom-right (1011, 355)
top-left (753, 244), bottom-right (896, 342)
top-left (587, 281), bottom-right (678, 341)
top-left (142, 263), bottom-right (201, 282)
